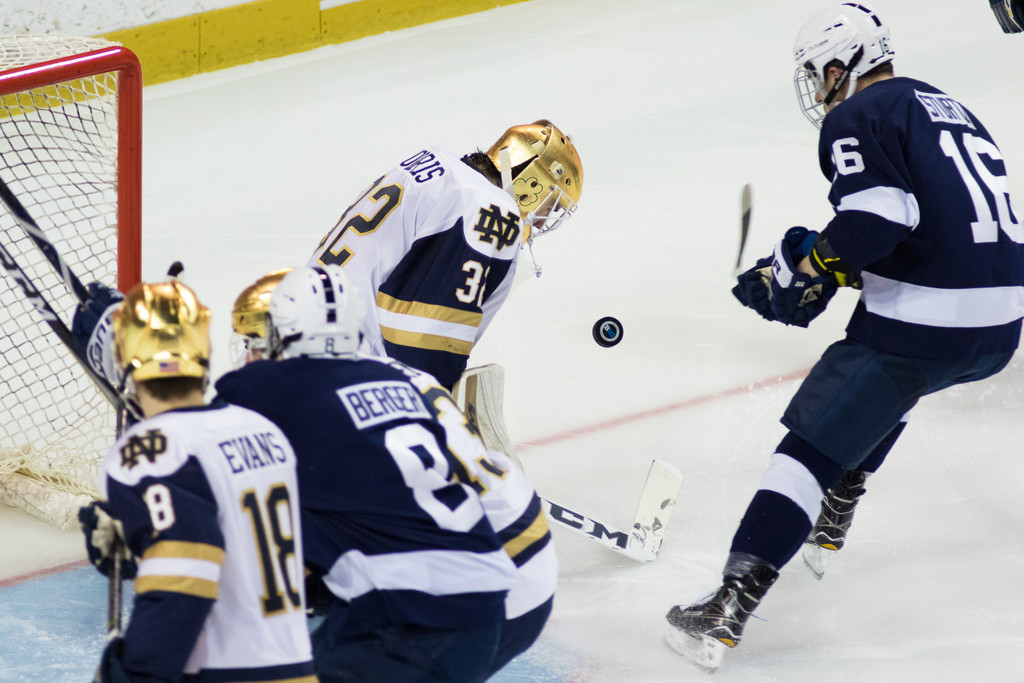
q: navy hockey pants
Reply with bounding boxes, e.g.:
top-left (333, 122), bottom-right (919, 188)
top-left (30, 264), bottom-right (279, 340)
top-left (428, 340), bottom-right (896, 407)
top-left (311, 617), bottom-right (501, 683)
top-left (489, 597), bottom-right (554, 676)
top-left (781, 338), bottom-right (1015, 470)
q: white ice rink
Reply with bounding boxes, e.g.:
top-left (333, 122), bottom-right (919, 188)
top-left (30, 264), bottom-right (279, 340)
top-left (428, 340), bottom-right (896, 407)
top-left (3, 0), bottom-right (1024, 680)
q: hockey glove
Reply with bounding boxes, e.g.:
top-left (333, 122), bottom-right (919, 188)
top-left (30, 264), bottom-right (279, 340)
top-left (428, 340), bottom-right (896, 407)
top-left (769, 227), bottom-right (837, 327)
top-left (72, 282), bottom-right (124, 386)
top-left (732, 255), bottom-right (776, 322)
top-left (94, 637), bottom-right (130, 683)
top-left (79, 501), bottom-right (137, 580)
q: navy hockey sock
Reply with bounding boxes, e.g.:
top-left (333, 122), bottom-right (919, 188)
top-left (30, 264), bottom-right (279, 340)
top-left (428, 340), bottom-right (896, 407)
top-left (729, 490), bottom-right (812, 571)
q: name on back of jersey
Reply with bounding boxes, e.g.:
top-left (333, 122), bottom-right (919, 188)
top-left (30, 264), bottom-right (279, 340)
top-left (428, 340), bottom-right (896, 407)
top-left (339, 380), bottom-right (431, 429)
top-left (218, 431), bottom-right (290, 475)
top-left (914, 91), bottom-right (975, 130)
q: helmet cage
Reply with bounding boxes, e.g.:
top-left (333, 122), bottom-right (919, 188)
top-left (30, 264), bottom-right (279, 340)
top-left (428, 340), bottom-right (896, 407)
top-left (794, 46), bottom-right (864, 129)
top-left (520, 179), bottom-right (578, 239)
top-left (792, 3), bottom-right (892, 129)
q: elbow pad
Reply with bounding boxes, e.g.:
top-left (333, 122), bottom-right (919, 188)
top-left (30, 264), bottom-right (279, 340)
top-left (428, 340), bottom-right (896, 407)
top-left (809, 234), bottom-right (862, 288)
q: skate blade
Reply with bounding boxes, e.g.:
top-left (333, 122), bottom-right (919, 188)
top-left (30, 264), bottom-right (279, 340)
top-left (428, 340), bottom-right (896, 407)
top-left (801, 542), bottom-right (836, 581)
top-left (664, 628), bottom-right (727, 672)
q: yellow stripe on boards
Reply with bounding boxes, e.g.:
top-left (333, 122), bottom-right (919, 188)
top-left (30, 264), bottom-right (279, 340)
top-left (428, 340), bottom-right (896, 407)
top-left (99, 0), bottom-right (531, 87)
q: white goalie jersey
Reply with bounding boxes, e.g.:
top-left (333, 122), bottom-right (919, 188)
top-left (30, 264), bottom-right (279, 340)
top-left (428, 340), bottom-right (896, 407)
top-left (308, 146), bottom-right (523, 389)
top-left (100, 402), bottom-right (315, 681)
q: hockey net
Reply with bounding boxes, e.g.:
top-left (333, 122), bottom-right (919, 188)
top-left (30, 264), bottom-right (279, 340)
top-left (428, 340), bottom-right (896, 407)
top-left (0, 35), bottom-right (141, 530)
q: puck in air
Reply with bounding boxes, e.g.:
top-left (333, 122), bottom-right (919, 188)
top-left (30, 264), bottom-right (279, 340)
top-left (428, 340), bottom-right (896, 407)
top-left (592, 316), bottom-right (623, 348)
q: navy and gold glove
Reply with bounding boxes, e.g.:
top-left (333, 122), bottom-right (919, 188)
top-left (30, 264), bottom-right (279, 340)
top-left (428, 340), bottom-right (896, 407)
top-left (79, 501), bottom-right (137, 580)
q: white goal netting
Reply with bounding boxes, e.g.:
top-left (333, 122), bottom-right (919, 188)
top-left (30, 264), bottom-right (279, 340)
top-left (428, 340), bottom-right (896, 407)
top-left (0, 35), bottom-right (140, 529)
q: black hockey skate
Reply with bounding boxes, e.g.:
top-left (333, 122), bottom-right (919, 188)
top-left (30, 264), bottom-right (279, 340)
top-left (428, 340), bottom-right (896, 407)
top-left (802, 469), bottom-right (867, 579)
top-left (664, 565), bottom-right (778, 671)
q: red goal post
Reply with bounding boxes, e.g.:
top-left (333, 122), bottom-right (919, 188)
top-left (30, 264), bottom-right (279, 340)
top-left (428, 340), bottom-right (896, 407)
top-left (0, 36), bottom-right (142, 529)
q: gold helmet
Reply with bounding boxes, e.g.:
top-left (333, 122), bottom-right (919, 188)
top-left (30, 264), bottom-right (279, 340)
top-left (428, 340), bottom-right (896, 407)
top-left (114, 280), bottom-right (211, 382)
top-left (230, 267), bottom-right (292, 366)
top-left (486, 119), bottom-right (583, 241)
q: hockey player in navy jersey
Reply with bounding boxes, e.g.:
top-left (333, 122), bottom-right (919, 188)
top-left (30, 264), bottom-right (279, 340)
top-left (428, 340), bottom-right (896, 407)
top-left (218, 265), bottom-right (555, 681)
top-left (307, 120), bottom-right (583, 391)
top-left (76, 279), bottom-right (316, 682)
top-left (666, 2), bottom-right (1024, 670)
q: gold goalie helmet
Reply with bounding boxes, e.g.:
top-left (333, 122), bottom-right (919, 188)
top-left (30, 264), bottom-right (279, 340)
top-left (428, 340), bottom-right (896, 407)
top-left (230, 267), bottom-right (292, 366)
top-left (486, 119), bottom-right (583, 241)
top-left (114, 280), bottom-right (211, 382)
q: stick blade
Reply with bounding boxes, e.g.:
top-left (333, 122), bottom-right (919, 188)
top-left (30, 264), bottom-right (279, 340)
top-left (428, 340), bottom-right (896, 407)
top-left (630, 460), bottom-right (683, 560)
top-left (734, 183), bottom-right (753, 274)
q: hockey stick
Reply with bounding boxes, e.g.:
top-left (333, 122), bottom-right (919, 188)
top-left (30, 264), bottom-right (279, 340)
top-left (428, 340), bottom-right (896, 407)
top-left (0, 173), bottom-right (136, 422)
top-left (0, 235), bottom-right (122, 409)
top-left (453, 364), bottom-right (683, 562)
top-left (0, 173), bottom-right (90, 302)
top-left (733, 183), bottom-right (753, 275)
top-left (541, 459), bottom-right (682, 563)
top-left (107, 540), bottom-right (124, 637)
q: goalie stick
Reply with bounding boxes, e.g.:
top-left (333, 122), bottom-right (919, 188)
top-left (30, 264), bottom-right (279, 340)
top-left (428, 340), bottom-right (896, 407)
top-left (453, 364), bottom-right (683, 563)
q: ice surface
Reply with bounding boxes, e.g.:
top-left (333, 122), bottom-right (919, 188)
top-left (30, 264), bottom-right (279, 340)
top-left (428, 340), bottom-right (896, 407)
top-left (3, 1), bottom-right (1024, 680)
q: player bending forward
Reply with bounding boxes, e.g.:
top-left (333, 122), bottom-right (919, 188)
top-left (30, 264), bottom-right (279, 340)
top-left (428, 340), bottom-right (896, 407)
top-left (308, 120), bottom-right (583, 391)
top-left (220, 264), bottom-right (557, 681)
top-left (76, 280), bottom-right (315, 682)
top-left (666, 2), bottom-right (1024, 671)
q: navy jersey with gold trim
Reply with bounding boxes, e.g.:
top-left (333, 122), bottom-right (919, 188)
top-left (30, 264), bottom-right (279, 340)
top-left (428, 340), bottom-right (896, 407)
top-left (100, 402), bottom-right (314, 682)
top-left (307, 146), bottom-right (521, 389)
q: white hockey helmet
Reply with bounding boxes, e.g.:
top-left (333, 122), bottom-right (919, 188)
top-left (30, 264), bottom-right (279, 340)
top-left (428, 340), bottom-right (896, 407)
top-left (793, 2), bottom-right (895, 128)
top-left (267, 264), bottom-right (364, 360)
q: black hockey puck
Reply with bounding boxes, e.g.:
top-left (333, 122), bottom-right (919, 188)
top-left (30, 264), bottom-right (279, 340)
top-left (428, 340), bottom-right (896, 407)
top-left (592, 316), bottom-right (623, 348)
top-left (167, 261), bottom-right (184, 277)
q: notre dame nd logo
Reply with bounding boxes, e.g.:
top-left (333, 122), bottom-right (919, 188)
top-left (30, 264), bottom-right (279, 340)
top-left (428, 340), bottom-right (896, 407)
top-left (473, 204), bottom-right (520, 249)
top-left (120, 429), bottom-right (168, 469)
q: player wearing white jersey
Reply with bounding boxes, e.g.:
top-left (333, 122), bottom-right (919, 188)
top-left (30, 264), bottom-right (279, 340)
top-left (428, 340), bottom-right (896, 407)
top-left (76, 280), bottom-right (315, 682)
top-left (223, 265), bottom-right (557, 680)
top-left (307, 120), bottom-right (583, 390)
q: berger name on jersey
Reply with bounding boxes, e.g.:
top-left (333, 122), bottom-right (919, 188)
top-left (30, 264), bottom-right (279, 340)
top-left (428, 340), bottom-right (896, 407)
top-left (218, 430), bottom-right (290, 474)
top-left (339, 379), bottom-right (431, 429)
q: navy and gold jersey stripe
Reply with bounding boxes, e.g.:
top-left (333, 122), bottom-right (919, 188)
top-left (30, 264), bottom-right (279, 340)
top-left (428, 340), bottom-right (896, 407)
top-left (143, 540), bottom-right (226, 564)
top-left (380, 326), bottom-right (474, 355)
top-left (135, 574), bottom-right (220, 599)
top-left (376, 291), bottom-right (483, 327)
top-left (499, 495), bottom-right (551, 567)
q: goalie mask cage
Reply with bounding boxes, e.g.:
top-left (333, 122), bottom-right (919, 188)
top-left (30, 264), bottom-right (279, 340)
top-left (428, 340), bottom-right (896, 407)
top-left (0, 36), bottom-right (141, 530)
